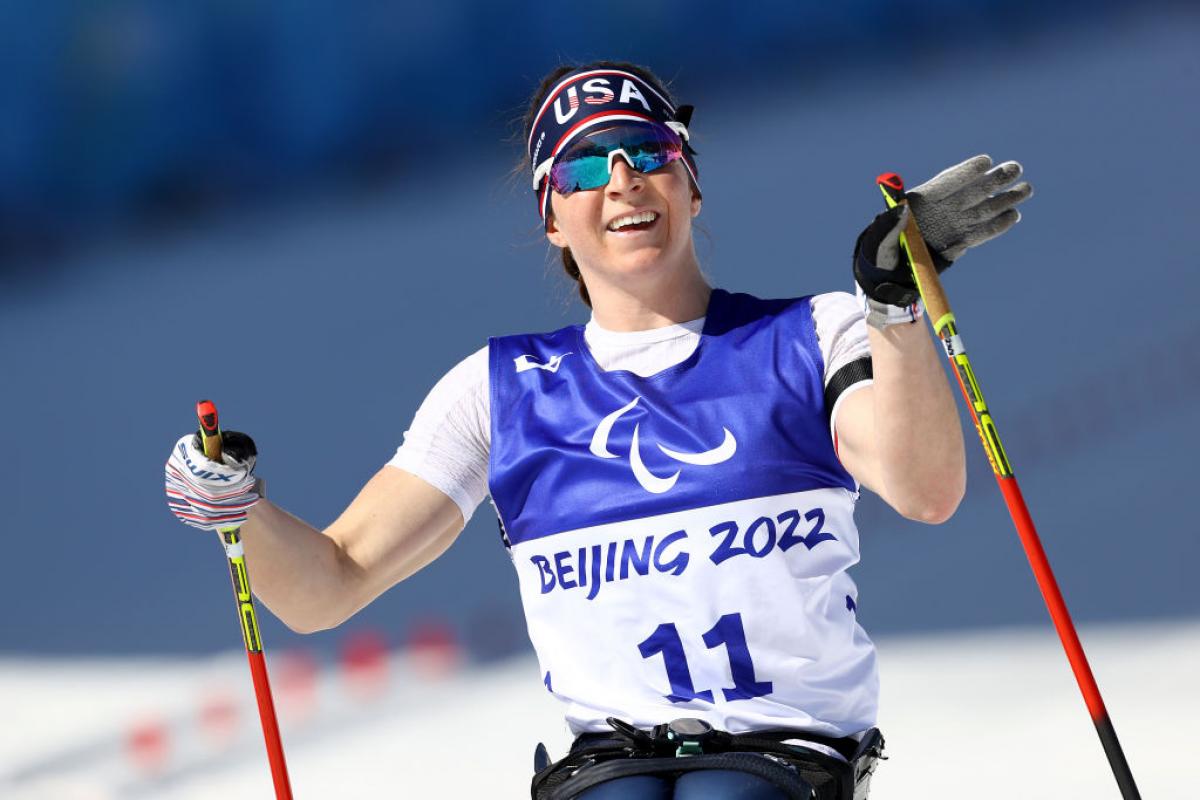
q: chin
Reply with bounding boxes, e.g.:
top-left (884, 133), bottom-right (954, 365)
top-left (610, 249), bottom-right (672, 276)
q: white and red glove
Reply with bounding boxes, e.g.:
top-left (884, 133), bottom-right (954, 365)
top-left (164, 431), bottom-right (260, 530)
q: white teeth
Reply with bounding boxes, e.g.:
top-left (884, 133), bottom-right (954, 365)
top-left (608, 211), bottom-right (658, 231)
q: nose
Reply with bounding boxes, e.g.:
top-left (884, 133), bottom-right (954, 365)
top-left (606, 154), bottom-right (644, 197)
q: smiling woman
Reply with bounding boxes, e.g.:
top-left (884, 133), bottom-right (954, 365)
top-left (521, 62), bottom-right (701, 313)
top-left (162, 58), bottom-right (1038, 800)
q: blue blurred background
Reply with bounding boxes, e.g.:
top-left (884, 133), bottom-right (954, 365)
top-left (2, 0), bottom-right (1196, 659)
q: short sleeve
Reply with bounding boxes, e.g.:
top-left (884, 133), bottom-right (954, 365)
top-left (386, 345), bottom-right (491, 524)
top-left (810, 292), bottom-right (873, 440)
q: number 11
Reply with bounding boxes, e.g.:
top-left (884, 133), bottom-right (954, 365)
top-left (637, 612), bottom-right (773, 704)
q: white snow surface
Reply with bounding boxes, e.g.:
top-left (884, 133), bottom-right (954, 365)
top-left (2, 621), bottom-right (1195, 799)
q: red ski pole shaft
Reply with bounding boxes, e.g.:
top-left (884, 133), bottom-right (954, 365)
top-left (197, 400), bottom-right (294, 800)
top-left (875, 174), bottom-right (1141, 799)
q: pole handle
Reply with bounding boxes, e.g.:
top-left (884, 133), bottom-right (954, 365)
top-left (876, 172), bottom-right (952, 327)
top-left (196, 399), bottom-right (224, 462)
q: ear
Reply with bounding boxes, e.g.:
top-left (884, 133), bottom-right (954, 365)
top-left (545, 208), bottom-right (569, 248)
top-left (691, 192), bottom-right (702, 217)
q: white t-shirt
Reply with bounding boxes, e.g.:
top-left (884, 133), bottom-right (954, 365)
top-left (387, 291), bottom-right (871, 524)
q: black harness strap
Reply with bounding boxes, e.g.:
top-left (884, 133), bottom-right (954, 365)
top-left (547, 752), bottom-right (815, 800)
top-left (531, 719), bottom-right (885, 800)
top-left (568, 728), bottom-right (858, 763)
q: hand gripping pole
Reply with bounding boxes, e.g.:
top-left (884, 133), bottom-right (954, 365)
top-left (875, 173), bottom-right (1141, 799)
top-left (197, 400), bottom-right (294, 799)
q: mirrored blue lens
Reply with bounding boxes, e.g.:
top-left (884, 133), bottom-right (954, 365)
top-left (548, 124), bottom-right (683, 195)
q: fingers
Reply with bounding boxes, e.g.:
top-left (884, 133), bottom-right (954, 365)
top-left (853, 204), bottom-right (921, 307)
top-left (876, 205), bottom-right (910, 271)
top-left (946, 161), bottom-right (1028, 211)
top-left (932, 201), bottom-right (1025, 264)
top-left (958, 181), bottom-right (1034, 225)
top-left (860, 205), bottom-right (909, 271)
top-left (220, 430), bottom-right (258, 471)
top-left (940, 242), bottom-right (969, 264)
top-left (908, 154), bottom-right (993, 204)
top-left (908, 155), bottom-right (1030, 265)
top-left (960, 207), bottom-right (1021, 252)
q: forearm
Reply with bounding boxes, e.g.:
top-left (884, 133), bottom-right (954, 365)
top-left (238, 467), bottom-right (464, 635)
top-left (866, 320), bottom-right (965, 521)
top-left (237, 499), bottom-right (361, 634)
top-left (169, 432), bottom-right (466, 635)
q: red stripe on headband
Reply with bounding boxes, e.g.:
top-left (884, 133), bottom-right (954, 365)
top-left (550, 110), bottom-right (659, 159)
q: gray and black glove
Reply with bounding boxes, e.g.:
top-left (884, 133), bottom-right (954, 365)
top-left (854, 155), bottom-right (1033, 324)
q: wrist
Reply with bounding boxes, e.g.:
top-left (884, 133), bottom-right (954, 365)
top-left (244, 491), bottom-right (267, 518)
top-left (856, 281), bottom-right (924, 331)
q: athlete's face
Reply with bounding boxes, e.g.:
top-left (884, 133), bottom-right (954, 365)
top-left (545, 157), bottom-right (701, 283)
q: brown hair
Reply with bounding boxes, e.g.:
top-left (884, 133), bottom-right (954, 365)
top-left (517, 61), bottom-right (680, 309)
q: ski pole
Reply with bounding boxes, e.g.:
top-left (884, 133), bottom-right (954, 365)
top-left (197, 400), bottom-right (294, 800)
top-left (875, 174), bottom-right (1141, 799)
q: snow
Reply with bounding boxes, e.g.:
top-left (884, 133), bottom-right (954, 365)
top-left (2, 621), bottom-right (1195, 799)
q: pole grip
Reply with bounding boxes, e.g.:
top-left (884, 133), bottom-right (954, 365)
top-left (197, 399), bottom-right (224, 462)
top-left (876, 172), bottom-right (952, 327)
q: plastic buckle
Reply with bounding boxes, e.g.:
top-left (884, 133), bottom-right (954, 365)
top-left (666, 718), bottom-right (714, 757)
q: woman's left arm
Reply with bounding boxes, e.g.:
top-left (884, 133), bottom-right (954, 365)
top-left (832, 154), bottom-right (1033, 524)
top-left (834, 323), bottom-right (965, 523)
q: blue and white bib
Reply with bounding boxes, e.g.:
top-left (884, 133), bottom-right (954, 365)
top-left (488, 289), bottom-right (878, 737)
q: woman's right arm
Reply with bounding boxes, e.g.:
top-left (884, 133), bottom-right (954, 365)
top-left (166, 347), bottom-right (491, 634)
top-left (240, 466), bottom-right (465, 634)
top-left (236, 343), bottom-right (491, 633)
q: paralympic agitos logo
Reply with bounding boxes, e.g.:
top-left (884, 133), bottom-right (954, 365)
top-left (590, 397), bottom-right (736, 494)
top-left (553, 78), bottom-right (654, 124)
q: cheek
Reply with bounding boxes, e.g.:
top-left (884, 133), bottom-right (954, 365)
top-left (655, 165), bottom-right (698, 217)
top-left (551, 193), bottom-right (604, 244)
top-left (548, 192), bottom-right (577, 228)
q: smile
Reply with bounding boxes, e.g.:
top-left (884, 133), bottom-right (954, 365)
top-left (607, 211), bottom-right (659, 233)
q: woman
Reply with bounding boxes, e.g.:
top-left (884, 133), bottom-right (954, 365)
top-left (165, 61), bottom-right (1031, 799)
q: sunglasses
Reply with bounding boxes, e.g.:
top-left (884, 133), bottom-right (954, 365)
top-left (533, 122), bottom-right (686, 196)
